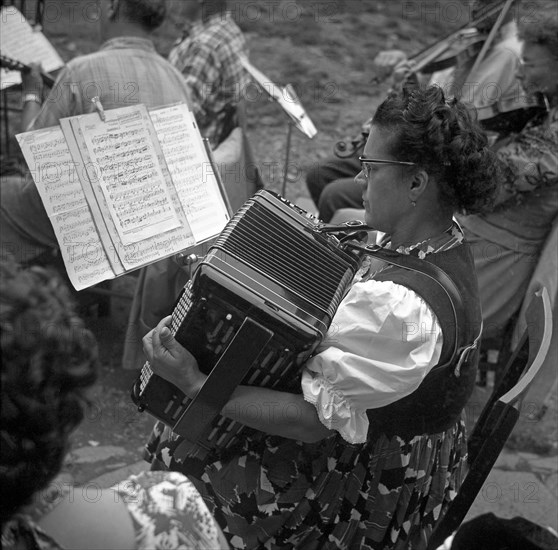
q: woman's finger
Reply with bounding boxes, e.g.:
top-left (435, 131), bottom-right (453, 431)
top-left (147, 316), bottom-right (173, 358)
top-left (155, 315), bottom-right (172, 330)
top-left (142, 329), bottom-right (155, 359)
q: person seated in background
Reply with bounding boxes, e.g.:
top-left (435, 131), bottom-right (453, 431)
top-left (169, 0), bottom-right (251, 149)
top-left (457, 6), bottom-right (558, 340)
top-left (1, 0), bottom-right (194, 266)
top-left (20, 0), bottom-right (194, 130)
top-left (0, 257), bottom-right (228, 550)
top-left (306, 0), bottom-right (524, 222)
top-left (142, 86), bottom-right (500, 550)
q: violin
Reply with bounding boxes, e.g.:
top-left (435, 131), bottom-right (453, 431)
top-left (0, 53), bottom-right (56, 87)
top-left (418, 30), bottom-right (486, 75)
top-left (407, 28), bottom-right (486, 76)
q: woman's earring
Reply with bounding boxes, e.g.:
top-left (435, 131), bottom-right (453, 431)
top-left (411, 200), bottom-right (417, 207)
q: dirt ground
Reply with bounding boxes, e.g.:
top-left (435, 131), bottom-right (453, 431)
top-left (1, 1), bottom-right (556, 480)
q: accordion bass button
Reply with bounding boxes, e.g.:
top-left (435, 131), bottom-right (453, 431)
top-left (207, 320), bottom-right (224, 340)
top-left (221, 326), bottom-right (235, 343)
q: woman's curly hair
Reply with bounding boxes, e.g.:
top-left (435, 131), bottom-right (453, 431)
top-left (372, 85), bottom-right (502, 214)
top-left (0, 258), bottom-right (98, 525)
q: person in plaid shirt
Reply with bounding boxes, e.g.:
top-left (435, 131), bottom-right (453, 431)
top-left (169, 0), bottom-right (251, 148)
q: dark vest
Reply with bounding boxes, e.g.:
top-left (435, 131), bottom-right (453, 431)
top-left (366, 242), bottom-right (482, 439)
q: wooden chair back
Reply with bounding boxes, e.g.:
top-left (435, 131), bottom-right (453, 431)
top-left (426, 287), bottom-right (553, 550)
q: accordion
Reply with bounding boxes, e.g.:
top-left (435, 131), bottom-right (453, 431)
top-left (131, 190), bottom-right (360, 459)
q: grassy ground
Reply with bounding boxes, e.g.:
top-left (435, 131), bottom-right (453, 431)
top-left (2, 0), bottom-right (556, 461)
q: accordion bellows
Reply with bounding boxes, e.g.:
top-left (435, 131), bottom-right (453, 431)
top-left (131, 190), bottom-right (359, 459)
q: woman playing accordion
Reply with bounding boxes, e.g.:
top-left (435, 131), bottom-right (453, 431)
top-left (143, 86), bottom-right (500, 550)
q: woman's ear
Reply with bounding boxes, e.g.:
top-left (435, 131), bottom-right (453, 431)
top-left (408, 169), bottom-right (429, 202)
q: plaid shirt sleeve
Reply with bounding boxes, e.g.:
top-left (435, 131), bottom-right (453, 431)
top-left (170, 40), bottom-right (221, 126)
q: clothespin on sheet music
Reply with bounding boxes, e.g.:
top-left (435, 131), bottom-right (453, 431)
top-left (91, 96), bottom-right (106, 122)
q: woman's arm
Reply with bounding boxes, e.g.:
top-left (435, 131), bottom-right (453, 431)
top-left (224, 385), bottom-right (334, 443)
top-left (143, 317), bottom-right (334, 443)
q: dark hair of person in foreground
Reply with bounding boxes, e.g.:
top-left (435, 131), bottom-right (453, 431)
top-left (0, 258), bottom-right (99, 526)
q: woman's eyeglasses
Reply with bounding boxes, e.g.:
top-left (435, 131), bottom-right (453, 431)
top-left (359, 156), bottom-right (416, 178)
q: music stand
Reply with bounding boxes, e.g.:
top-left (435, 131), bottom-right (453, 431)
top-left (240, 57), bottom-right (317, 197)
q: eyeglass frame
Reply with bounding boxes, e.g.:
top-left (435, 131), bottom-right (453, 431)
top-left (358, 156), bottom-right (416, 177)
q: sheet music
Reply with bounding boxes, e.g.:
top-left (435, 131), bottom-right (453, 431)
top-left (15, 102), bottom-right (224, 290)
top-left (76, 105), bottom-right (181, 245)
top-left (0, 6), bottom-right (64, 90)
top-left (150, 104), bottom-right (230, 242)
top-left (16, 127), bottom-right (115, 290)
top-left (64, 111), bottom-right (195, 272)
top-left (59, 118), bottom-right (125, 276)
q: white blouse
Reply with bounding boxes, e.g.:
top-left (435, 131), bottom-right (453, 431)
top-left (301, 278), bottom-right (443, 444)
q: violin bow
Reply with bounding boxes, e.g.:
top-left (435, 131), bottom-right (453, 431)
top-left (467, 0), bottom-right (517, 79)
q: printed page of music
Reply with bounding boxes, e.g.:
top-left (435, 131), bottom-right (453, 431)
top-left (15, 126), bottom-right (116, 290)
top-left (149, 103), bottom-right (230, 243)
top-left (0, 6), bottom-right (64, 90)
top-left (15, 102), bottom-right (230, 289)
top-left (59, 117), bottom-right (126, 277)
top-left (76, 105), bottom-right (181, 245)
top-left (65, 105), bottom-right (196, 272)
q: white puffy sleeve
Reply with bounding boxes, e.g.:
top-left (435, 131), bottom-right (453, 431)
top-left (301, 279), bottom-right (443, 444)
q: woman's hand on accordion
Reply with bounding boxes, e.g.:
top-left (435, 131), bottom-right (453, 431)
top-left (143, 316), bottom-right (207, 399)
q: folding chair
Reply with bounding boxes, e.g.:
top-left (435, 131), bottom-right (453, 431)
top-left (425, 286), bottom-right (553, 550)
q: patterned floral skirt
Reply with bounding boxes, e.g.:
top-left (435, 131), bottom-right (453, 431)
top-left (145, 417), bottom-right (468, 550)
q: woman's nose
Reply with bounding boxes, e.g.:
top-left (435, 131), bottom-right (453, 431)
top-left (355, 171), bottom-right (367, 189)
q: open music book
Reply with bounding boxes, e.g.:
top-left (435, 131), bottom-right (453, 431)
top-left (16, 103), bottom-right (231, 290)
top-left (0, 6), bottom-right (64, 90)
